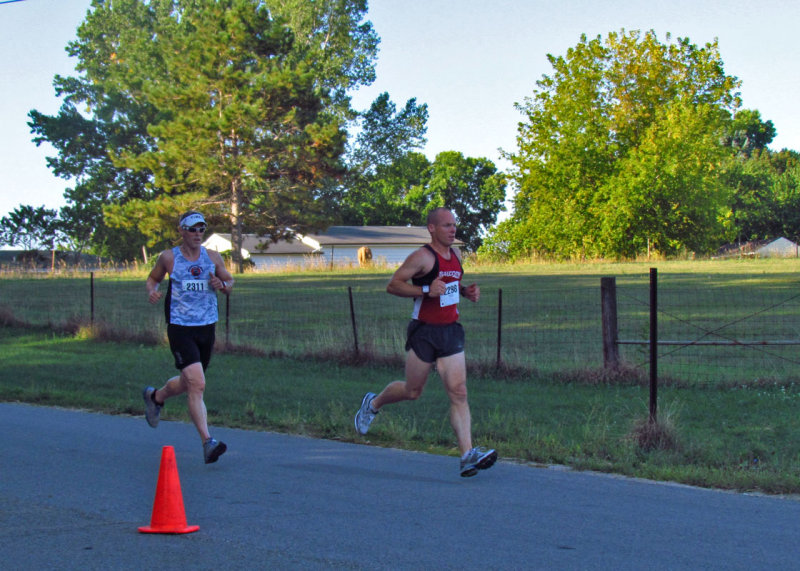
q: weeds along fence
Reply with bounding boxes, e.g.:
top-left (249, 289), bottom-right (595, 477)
top-left (2, 269), bottom-right (800, 386)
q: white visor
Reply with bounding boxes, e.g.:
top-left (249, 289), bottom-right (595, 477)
top-left (180, 213), bottom-right (206, 227)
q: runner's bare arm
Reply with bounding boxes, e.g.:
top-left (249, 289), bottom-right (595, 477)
top-left (386, 248), bottom-right (445, 297)
top-left (146, 250), bottom-right (172, 304)
top-left (208, 250), bottom-right (234, 294)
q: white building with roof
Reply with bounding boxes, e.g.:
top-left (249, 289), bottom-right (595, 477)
top-left (755, 237), bottom-right (798, 258)
top-left (203, 226), bottom-right (462, 270)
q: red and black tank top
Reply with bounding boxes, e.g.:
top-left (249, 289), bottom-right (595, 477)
top-left (410, 244), bottom-right (463, 324)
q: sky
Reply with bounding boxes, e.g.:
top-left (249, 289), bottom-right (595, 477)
top-left (1, 0), bottom-right (799, 222)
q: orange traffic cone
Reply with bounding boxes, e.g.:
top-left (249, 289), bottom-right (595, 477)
top-left (138, 445), bottom-right (200, 534)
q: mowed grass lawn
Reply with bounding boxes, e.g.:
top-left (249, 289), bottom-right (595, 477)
top-left (2, 258), bottom-right (800, 495)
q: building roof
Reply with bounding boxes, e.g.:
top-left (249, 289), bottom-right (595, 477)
top-left (716, 237), bottom-right (798, 258)
top-left (205, 226), bottom-right (461, 255)
top-left (311, 226), bottom-right (434, 245)
top-left (756, 237), bottom-right (798, 256)
top-left (207, 234), bottom-right (316, 255)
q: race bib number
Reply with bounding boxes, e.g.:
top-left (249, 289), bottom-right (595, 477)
top-left (182, 279), bottom-right (208, 292)
top-left (440, 281), bottom-right (460, 307)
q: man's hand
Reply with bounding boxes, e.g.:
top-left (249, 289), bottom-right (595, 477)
top-left (461, 283), bottom-right (480, 302)
top-left (147, 288), bottom-right (162, 304)
top-left (210, 275), bottom-right (227, 292)
top-left (429, 277), bottom-right (447, 297)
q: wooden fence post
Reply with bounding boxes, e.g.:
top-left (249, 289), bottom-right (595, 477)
top-left (601, 277), bottom-right (619, 369)
top-left (90, 271), bottom-right (95, 326)
top-left (496, 288), bottom-right (503, 369)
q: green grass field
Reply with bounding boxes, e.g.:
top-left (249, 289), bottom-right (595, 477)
top-left (3, 257), bottom-right (800, 384)
top-left (3, 258), bottom-right (800, 495)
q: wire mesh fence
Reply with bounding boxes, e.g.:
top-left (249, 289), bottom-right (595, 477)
top-left (615, 272), bottom-right (800, 386)
top-left (3, 269), bottom-right (800, 386)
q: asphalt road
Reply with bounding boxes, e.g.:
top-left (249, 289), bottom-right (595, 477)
top-left (1, 402), bottom-right (798, 570)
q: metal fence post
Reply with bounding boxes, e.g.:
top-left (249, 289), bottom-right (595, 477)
top-left (225, 291), bottom-right (230, 346)
top-left (348, 286), bottom-right (359, 356)
top-left (649, 267), bottom-right (658, 422)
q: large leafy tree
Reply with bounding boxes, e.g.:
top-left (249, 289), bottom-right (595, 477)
top-left (348, 92), bottom-right (429, 173)
top-left (721, 109), bottom-right (782, 242)
top-left (29, 0), bottom-right (378, 265)
top-left (489, 30), bottom-right (741, 260)
top-left (0, 205), bottom-right (61, 252)
top-left (333, 92), bottom-right (429, 224)
top-left (406, 152), bottom-right (506, 251)
top-left (338, 149), bottom-right (506, 251)
top-left (771, 152), bottom-right (800, 240)
top-left (336, 151), bottom-right (431, 226)
top-left (597, 101), bottom-right (732, 256)
top-left (334, 93), bottom-right (505, 249)
top-left (28, 1), bottom-right (159, 261)
top-left (725, 151), bottom-right (779, 242)
top-left (728, 148), bottom-right (800, 243)
top-left (269, 0), bottom-right (378, 111)
top-left (724, 109), bottom-right (777, 158)
top-left (99, 0), bottom-right (350, 271)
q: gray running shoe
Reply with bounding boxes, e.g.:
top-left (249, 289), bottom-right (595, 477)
top-left (142, 386), bottom-right (162, 428)
top-left (354, 392), bottom-right (378, 435)
top-left (460, 447), bottom-right (498, 477)
top-left (203, 437), bottom-right (227, 464)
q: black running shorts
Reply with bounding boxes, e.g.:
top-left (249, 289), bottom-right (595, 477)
top-left (167, 323), bottom-right (216, 371)
top-left (405, 320), bottom-right (465, 363)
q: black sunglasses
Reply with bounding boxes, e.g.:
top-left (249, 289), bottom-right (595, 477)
top-left (183, 225), bottom-right (207, 233)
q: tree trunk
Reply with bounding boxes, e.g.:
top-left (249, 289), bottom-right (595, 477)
top-left (230, 177), bottom-right (244, 274)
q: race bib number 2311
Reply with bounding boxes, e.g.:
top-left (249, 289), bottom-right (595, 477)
top-left (182, 280), bottom-right (208, 292)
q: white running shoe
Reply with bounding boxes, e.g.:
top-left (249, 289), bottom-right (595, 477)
top-left (142, 386), bottom-right (162, 428)
top-left (460, 447), bottom-right (497, 477)
top-left (354, 392), bottom-right (378, 435)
